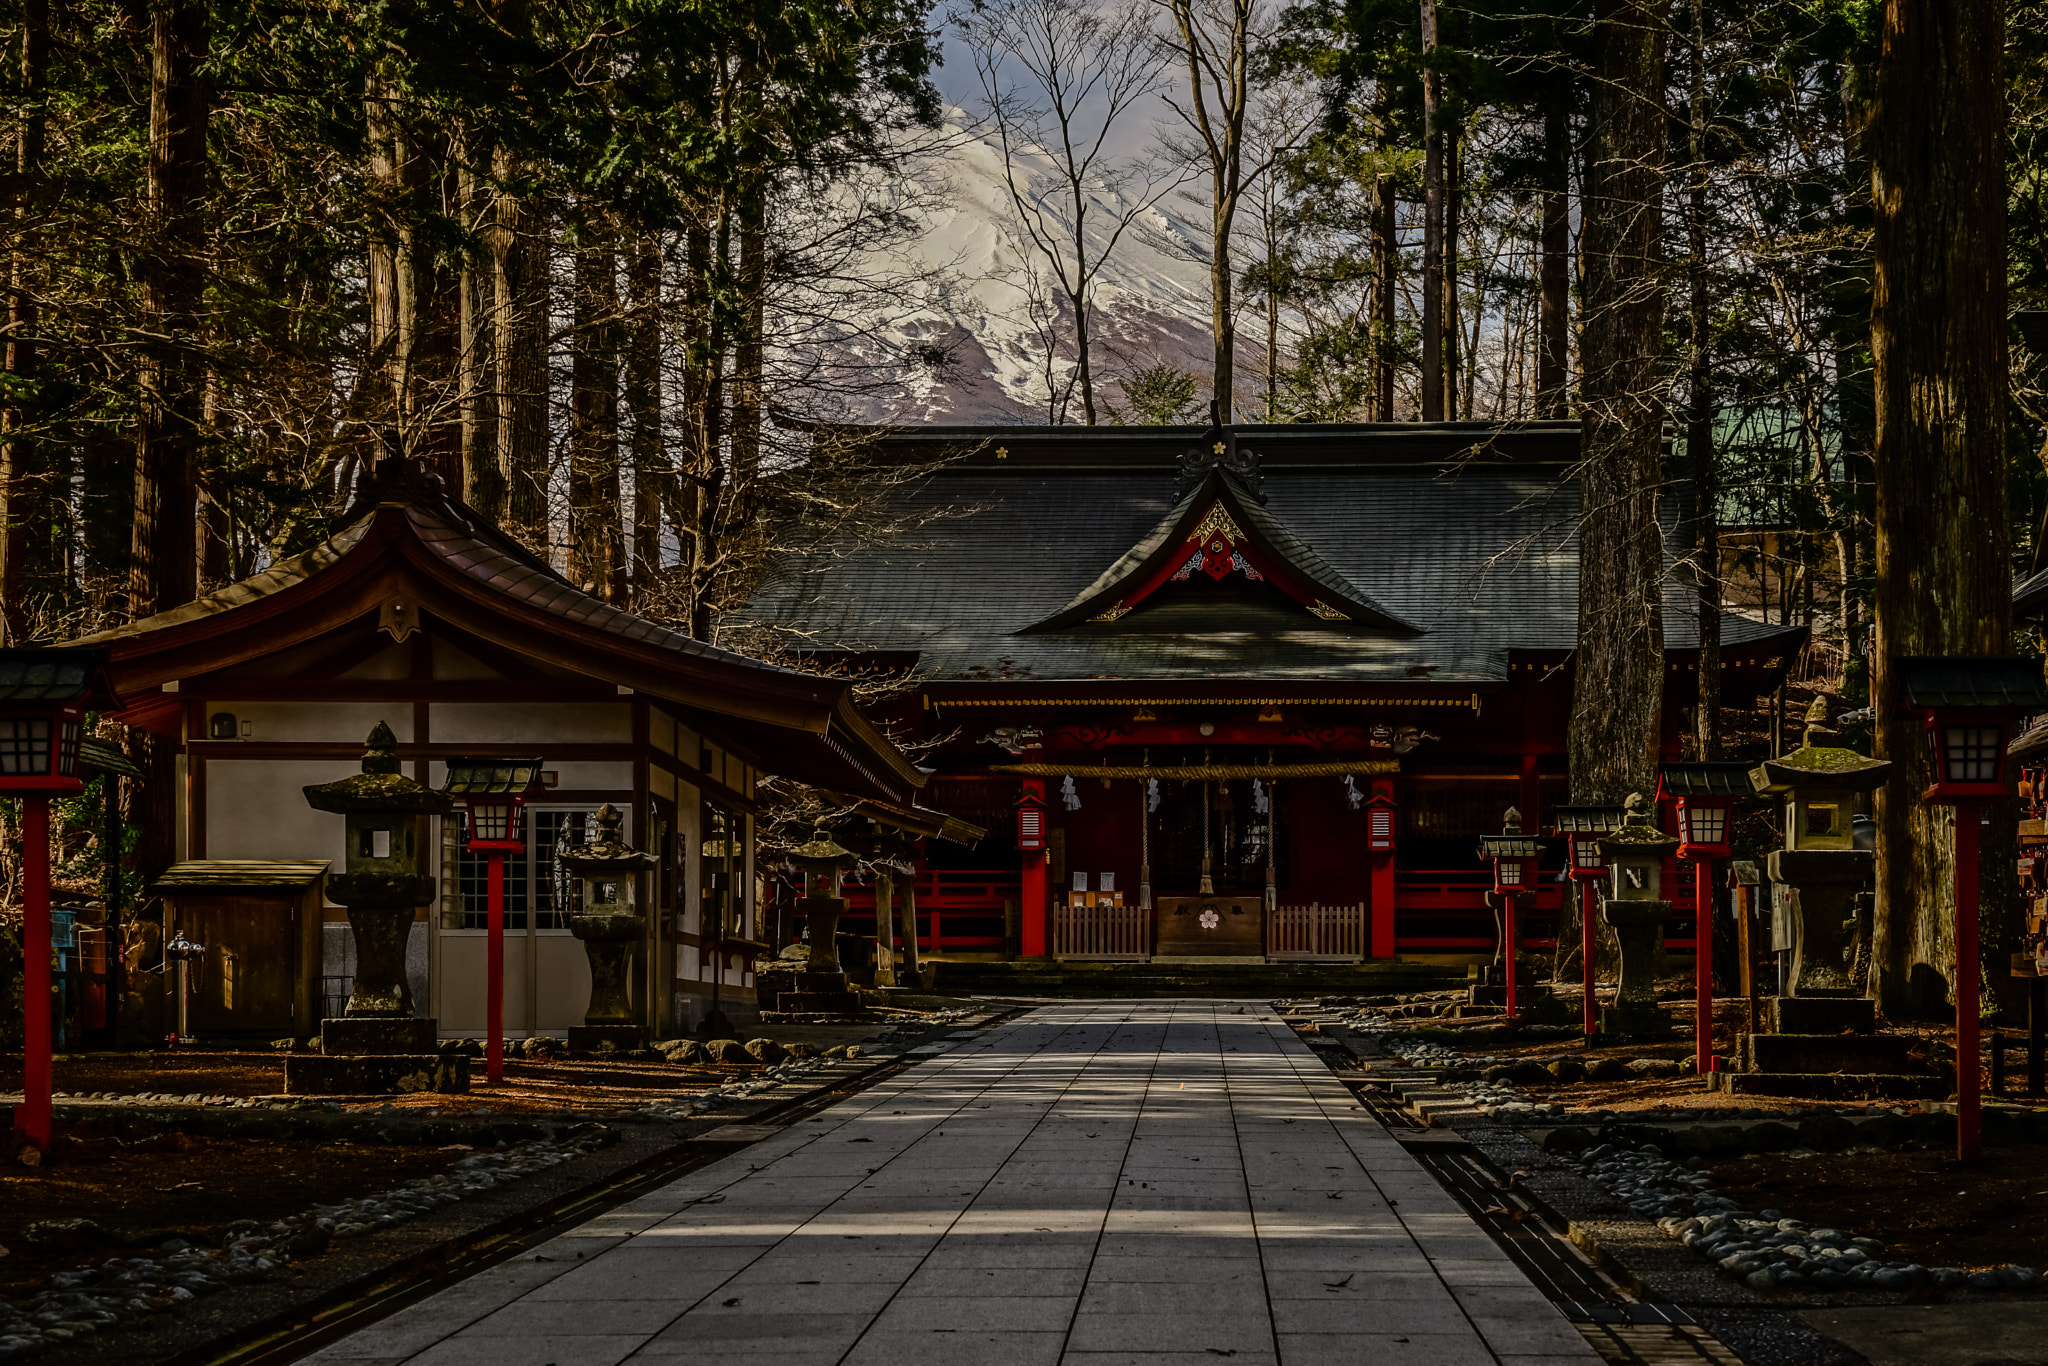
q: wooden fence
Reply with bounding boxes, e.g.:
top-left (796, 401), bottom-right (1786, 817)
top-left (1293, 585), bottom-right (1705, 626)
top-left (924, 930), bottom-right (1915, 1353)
top-left (1054, 901), bottom-right (1151, 960)
top-left (1266, 902), bottom-right (1366, 961)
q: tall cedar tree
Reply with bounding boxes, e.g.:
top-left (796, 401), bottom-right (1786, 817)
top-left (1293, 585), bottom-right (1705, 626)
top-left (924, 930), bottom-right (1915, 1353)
top-left (1568, 0), bottom-right (1669, 805)
top-left (1869, 0), bottom-right (2014, 1014)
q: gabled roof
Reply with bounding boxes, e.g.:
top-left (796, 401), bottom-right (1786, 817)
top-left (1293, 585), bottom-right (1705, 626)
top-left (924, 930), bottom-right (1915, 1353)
top-left (1022, 465), bottom-right (1423, 634)
top-left (735, 422), bottom-right (1804, 686)
top-left (70, 459), bottom-right (924, 803)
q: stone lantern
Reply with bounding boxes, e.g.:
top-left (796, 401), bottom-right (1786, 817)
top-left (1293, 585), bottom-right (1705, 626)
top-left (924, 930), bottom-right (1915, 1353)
top-left (1748, 697), bottom-right (1892, 1001)
top-left (1596, 794), bottom-right (1679, 1036)
top-left (1734, 696), bottom-right (1909, 1090)
top-left (292, 722), bottom-right (462, 1094)
top-left (558, 803), bottom-right (659, 1052)
top-left (774, 827), bottom-right (862, 1016)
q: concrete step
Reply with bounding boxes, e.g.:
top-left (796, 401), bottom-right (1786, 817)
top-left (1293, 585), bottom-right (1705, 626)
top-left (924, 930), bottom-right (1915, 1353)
top-left (1740, 1032), bottom-right (1916, 1074)
top-left (1716, 1071), bottom-right (1950, 1101)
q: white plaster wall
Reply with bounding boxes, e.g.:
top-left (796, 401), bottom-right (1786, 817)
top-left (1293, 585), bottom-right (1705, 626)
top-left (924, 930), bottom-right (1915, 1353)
top-left (543, 761), bottom-right (633, 791)
top-left (206, 758), bottom-right (363, 865)
top-left (207, 703), bottom-right (415, 745)
top-left (430, 702), bottom-right (631, 744)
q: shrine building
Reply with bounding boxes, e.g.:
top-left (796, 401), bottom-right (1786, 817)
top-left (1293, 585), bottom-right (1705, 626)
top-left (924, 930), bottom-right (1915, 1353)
top-left (68, 459), bottom-right (927, 1038)
top-left (733, 420), bottom-right (1803, 964)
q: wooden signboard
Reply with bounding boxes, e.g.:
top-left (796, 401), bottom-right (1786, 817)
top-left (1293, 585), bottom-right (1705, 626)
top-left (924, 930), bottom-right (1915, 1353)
top-left (1155, 896), bottom-right (1263, 956)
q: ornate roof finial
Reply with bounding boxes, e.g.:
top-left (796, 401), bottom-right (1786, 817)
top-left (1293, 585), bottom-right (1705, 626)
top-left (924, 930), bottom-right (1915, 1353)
top-left (1502, 805), bottom-right (1522, 835)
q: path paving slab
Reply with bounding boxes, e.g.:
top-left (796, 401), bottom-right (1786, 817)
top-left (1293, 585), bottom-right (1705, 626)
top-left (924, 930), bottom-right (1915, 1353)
top-left (304, 1001), bottom-right (1598, 1366)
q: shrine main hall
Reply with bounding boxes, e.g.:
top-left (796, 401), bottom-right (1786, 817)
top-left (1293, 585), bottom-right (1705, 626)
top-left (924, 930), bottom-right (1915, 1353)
top-left (734, 420), bottom-right (1801, 964)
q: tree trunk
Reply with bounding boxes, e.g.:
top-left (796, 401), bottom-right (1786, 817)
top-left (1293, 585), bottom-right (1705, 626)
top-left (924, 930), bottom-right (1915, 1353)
top-left (129, 0), bottom-right (208, 621)
top-left (685, 205), bottom-right (730, 639)
top-left (568, 223), bottom-right (623, 603)
top-left (729, 189), bottom-right (765, 523)
top-left (1869, 0), bottom-right (2011, 1016)
top-left (1418, 0), bottom-right (1444, 422)
top-left (1537, 100), bottom-right (1570, 419)
top-left (1373, 175), bottom-right (1396, 421)
top-left (1687, 0), bottom-right (1719, 760)
top-left (1, 0), bottom-right (49, 642)
top-left (492, 150), bottom-right (548, 545)
top-left (1568, 0), bottom-right (1669, 806)
top-left (626, 233), bottom-right (664, 596)
top-left (1444, 125), bottom-right (1462, 420)
top-left (364, 61), bottom-right (402, 459)
top-left (457, 147), bottom-right (502, 520)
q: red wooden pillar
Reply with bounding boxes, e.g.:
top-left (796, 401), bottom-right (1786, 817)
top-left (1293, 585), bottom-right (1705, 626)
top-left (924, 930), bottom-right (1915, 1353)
top-left (1955, 802), bottom-right (1983, 1162)
top-left (1020, 778), bottom-right (1049, 958)
top-left (1369, 777), bottom-right (1397, 958)
top-left (15, 796), bottom-right (52, 1149)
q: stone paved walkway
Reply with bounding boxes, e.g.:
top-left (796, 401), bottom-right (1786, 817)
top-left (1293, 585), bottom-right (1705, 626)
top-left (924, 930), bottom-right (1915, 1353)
top-left (304, 1001), bottom-right (1597, 1366)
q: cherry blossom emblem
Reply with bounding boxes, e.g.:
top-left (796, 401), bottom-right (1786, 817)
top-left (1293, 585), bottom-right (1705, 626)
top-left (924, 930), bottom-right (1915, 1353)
top-left (1199, 908), bottom-right (1221, 930)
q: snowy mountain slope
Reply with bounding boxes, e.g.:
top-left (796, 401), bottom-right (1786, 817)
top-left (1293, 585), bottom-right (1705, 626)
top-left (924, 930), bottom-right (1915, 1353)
top-left (818, 122), bottom-right (1222, 424)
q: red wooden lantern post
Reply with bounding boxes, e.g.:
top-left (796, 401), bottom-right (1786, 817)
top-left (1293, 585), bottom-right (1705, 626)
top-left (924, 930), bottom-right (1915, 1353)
top-left (442, 758), bottom-right (543, 1084)
top-left (1660, 764), bottom-right (1746, 1077)
top-left (1017, 783), bottom-right (1049, 957)
top-left (0, 649), bottom-right (106, 1152)
top-left (1555, 806), bottom-right (1625, 1039)
top-left (1479, 809), bottom-right (1543, 1019)
top-left (1900, 658), bottom-right (2048, 1162)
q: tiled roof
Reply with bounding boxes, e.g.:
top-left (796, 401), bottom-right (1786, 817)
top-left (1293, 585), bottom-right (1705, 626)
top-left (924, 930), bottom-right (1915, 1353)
top-left (69, 459), bottom-right (924, 802)
top-left (735, 423), bottom-right (1797, 685)
top-left (0, 647), bottom-right (106, 702)
top-left (1658, 762), bottom-right (1756, 797)
top-left (1898, 656), bottom-right (2048, 710)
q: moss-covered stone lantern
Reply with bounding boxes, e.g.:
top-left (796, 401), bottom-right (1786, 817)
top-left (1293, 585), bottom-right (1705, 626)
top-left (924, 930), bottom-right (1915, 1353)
top-left (1748, 696), bottom-right (1892, 999)
top-left (775, 827), bottom-right (863, 1016)
top-left (558, 803), bottom-right (658, 1052)
top-left (302, 722), bottom-right (450, 1025)
top-left (291, 723), bottom-right (463, 1095)
top-left (1596, 793), bottom-right (1680, 1036)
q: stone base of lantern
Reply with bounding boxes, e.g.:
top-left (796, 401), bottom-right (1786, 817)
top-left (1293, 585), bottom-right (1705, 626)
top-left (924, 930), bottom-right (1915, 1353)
top-left (777, 990), bottom-right (863, 1015)
top-left (1767, 993), bottom-right (1876, 1035)
top-left (1738, 1031), bottom-right (1915, 1074)
top-left (778, 968), bottom-right (863, 1015)
top-left (284, 1053), bottom-right (469, 1095)
top-left (1599, 999), bottom-right (1674, 1037)
top-left (568, 1024), bottom-right (649, 1052)
top-left (319, 1016), bottom-right (438, 1055)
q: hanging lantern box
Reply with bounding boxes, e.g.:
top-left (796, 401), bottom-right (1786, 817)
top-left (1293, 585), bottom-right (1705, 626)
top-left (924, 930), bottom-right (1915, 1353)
top-left (1657, 762), bottom-right (1750, 860)
top-left (441, 756), bottom-right (544, 851)
top-left (0, 648), bottom-right (108, 795)
top-left (1898, 657), bottom-right (2048, 804)
top-left (1553, 805), bottom-right (1627, 880)
top-left (1016, 790), bottom-right (1048, 851)
top-left (1365, 792), bottom-right (1397, 853)
top-left (1476, 830), bottom-right (1544, 896)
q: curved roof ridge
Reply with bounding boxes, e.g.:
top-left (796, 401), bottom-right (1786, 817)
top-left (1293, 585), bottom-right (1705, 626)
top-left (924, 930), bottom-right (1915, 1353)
top-left (1019, 468), bottom-right (1424, 635)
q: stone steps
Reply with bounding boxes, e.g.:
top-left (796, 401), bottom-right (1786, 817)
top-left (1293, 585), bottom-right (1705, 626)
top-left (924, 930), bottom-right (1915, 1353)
top-left (932, 959), bottom-right (1463, 999)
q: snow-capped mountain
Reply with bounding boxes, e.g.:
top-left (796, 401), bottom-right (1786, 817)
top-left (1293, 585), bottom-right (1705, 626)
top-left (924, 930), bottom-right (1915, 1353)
top-left (822, 121), bottom-right (1221, 425)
